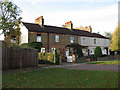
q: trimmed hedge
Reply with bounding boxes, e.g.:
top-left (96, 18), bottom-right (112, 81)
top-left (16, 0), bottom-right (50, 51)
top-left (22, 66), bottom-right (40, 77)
top-left (94, 46), bottom-right (102, 58)
top-left (38, 52), bottom-right (55, 64)
top-left (55, 50), bottom-right (60, 65)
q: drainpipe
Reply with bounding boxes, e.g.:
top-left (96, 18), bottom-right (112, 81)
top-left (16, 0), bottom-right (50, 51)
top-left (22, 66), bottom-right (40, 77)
top-left (47, 33), bottom-right (49, 52)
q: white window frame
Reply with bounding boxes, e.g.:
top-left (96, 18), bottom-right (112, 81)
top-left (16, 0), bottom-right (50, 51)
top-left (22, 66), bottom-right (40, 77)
top-left (70, 36), bottom-right (74, 43)
top-left (66, 49), bottom-right (69, 56)
top-left (37, 34), bottom-right (41, 42)
top-left (11, 36), bottom-right (16, 43)
top-left (41, 48), bottom-right (45, 52)
top-left (94, 39), bottom-right (96, 44)
top-left (103, 40), bottom-right (106, 45)
top-left (51, 48), bottom-right (56, 53)
top-left (55, 35), bottom-right (59, 42)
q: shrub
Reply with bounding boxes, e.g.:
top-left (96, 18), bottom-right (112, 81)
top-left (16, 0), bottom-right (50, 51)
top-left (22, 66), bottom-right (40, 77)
top-left (20, 42), bottom-right (42, 52)
top-left (55, 50), bottom-right (60, 65)
top-left (38, 52), bottom-right (55, 64)
top-left (66, 44), bottom-right (85, 58)
top-left (38, 60), bottom-right (54, 65)
top-left (94, 46), bottom-right (102, 58)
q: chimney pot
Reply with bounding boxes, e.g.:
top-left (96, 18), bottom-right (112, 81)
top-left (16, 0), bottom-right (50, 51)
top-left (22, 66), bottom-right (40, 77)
top-left (64, 21), bottom-right (73, 29)
top-left (35, 16), bottom-right (44, 26)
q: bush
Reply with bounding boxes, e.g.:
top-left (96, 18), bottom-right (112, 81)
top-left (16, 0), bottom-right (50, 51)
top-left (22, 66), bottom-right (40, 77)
top-left (38, 52), bottom-right (55, 63)
top-left (86, 55), bottom-right (97, 61)
top-left (94, 46), bottom-right (102, 58)
top-left (102, 54), bottom-right (107, 57)
top-left (55, 50), bottom-right (60, 65)
top-left (38, 60), bottom-right (54, 65)
top-left (66, 44), bottom-right (84, 58)
top-left (20, 42), bottom-right (42, 52)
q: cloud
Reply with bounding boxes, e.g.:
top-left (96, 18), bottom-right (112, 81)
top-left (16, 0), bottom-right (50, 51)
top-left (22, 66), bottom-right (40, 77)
top-left (20, 3), bottom-right (117, 35)
top-left (43, 4), bottom-right (118, 34)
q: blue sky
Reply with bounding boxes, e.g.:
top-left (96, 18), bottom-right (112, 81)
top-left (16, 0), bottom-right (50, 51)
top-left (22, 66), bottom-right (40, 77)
top-left (0, 0), bottom-right (119, 40)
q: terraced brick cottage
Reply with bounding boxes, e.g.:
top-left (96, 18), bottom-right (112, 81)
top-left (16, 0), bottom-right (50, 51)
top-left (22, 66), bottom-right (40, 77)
top-left (10, 16), bottom-right (110, 61)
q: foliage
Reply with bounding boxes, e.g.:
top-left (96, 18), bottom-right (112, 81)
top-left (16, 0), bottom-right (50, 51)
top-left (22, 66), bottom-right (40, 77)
top-left (38, 60), bottom-right (54, 65)
top-left (94, 46), bottom-right (102, 58)
top-left (86, 55), bottom-right (97, 61)
top-left (0, 1), bottom-right (22, 36)
top-left (104, 32), bottom-right (112, 40)
top-left (38, 52), bottom-right (55, 64)
top-left (110, 26), bottom-right (120, 51)
top-left (2, 68), bottom-right (118, 88)
top-left (55, 50), bottom-right (60, 65)
top-left (20, 42), bottom-right (42, 52)
top-left (66, 44), bottom-right (85, 58)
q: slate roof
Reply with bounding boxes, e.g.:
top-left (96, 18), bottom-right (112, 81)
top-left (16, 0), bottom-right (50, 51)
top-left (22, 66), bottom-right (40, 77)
top-left (22, 22), bottom-right (108, 39)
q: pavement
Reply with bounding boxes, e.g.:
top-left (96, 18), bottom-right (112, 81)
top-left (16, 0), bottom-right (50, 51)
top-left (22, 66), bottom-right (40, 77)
top-left (3, 62), bottom-right (119, 73)
top-left (44, 63), bottom-right (119, 72)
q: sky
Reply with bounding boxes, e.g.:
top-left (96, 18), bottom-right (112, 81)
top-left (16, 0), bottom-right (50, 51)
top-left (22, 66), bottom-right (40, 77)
top-left (0, 0), bottom-right (119, 40)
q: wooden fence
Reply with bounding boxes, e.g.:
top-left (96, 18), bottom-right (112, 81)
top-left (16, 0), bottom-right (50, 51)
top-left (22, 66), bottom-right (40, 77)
top-left (2, 47), bottom-right (38, 70)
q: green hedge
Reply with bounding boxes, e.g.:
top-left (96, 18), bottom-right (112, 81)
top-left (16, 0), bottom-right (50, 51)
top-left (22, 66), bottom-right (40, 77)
top-left (20, 42), bottom-right (42, 52)
top-left (55, 50), bottom-right (60, 65)
top-left (94, 46), bottom-right (102, 58)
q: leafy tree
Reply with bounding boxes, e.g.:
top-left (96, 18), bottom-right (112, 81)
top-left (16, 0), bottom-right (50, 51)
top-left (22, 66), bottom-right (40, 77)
top-left (104, 32), bottom-right (112, 40)
top-left (0, 1), bottom-right (22, 37)
top-left (94, 46), bottom-right (102, 57)
top-left (110, 26), bottom-right (120, 51)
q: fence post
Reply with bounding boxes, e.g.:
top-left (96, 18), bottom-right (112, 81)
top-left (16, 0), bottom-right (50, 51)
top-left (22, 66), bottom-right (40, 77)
top-left (0, 41), bottom-right (2, 90)
top-left (20, 48), bottom-right (22, 69)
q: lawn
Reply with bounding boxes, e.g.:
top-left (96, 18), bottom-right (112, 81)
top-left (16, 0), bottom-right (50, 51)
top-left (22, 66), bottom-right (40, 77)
top-left (87, 60), bottom-right (120, 65)
top-left (2, 68), bottom-right (118, 88)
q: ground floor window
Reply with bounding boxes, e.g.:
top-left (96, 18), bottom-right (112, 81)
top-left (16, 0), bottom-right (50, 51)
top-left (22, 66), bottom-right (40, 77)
top-left (41, 48), bottom-right (45, 52)
top-left (51, 48), bottom-right (56, 53)
top-left (90, 49), bottom-right (94, 55)
top-left (102, 49), bottom-right (107, 55)
top-left (66, 49), bottom-right (69, 56)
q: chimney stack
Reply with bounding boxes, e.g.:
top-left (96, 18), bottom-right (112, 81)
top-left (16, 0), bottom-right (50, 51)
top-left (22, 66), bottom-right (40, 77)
top-left (85, 26), bottom-right (92, 33)
top-left (35, 16), bottom-right (44, 26)
top-left (64, 21), bottom-right (73, 29)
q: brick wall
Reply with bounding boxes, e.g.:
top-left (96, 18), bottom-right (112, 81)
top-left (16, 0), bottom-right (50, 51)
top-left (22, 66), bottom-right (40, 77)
top-left (4, 35), bottom-right (19, 46)
top-left (28, 32), bottom-right (78, 51)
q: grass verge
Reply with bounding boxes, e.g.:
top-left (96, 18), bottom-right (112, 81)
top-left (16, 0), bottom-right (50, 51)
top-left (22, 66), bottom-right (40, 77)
top-left (2, 68), bottom-right (118, 88)
top-left (87, 60), bottom-right (120, 65)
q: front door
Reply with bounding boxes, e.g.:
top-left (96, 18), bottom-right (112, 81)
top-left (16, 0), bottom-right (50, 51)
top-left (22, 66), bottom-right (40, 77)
top-left (66, 49), bottom-right (69, 56)
top-left (88, 49), bottom-right (90, 56)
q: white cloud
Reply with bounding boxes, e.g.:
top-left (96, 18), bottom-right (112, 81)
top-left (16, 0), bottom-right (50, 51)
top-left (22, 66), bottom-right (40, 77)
top-left (43, 4), bottom-right (118, 34)
top-left (20, 3), bottom-right (118, 35)
top-left (0, 2), bottom-right (118, 40)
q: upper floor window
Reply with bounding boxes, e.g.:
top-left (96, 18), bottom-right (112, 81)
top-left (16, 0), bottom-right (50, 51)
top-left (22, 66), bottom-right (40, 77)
top-left (94, 39), bottom-right (96, 44)
top-left (11, 36), bottom-right (16, 43)
top-left (70, 36), bottom-right (74, 43)
top-left (37, 34), bottom-right (41, 42)
top-left (83, 38), bottom-right (86, 41)
top-left (103, 40), bottom-right (106, 45)
top-left (55, 35), bottom-right (59, 42)
top-left (83, 38), bottom-right (87, 43)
